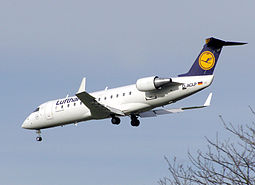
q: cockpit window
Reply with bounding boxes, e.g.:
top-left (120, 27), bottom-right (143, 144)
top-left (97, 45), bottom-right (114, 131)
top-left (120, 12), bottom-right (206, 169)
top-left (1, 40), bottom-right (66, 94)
top-left (33, 107), bottom-right (40, 112)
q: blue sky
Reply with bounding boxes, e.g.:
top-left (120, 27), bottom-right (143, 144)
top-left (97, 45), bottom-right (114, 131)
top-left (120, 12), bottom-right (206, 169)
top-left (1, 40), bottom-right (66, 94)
top-left (1, 0), bottom-right (255, 184)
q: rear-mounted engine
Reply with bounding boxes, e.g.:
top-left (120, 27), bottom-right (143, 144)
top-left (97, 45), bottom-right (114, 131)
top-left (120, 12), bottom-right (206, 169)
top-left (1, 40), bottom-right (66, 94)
top-left (136, 76), bottom-right (172, 92)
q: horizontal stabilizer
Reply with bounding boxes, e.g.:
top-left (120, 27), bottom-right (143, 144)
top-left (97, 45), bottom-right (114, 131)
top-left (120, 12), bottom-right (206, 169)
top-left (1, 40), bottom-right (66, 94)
top-left (206, 37), bottom-right (247, 49)
top-left (139, 93), bottom-right (212, 118)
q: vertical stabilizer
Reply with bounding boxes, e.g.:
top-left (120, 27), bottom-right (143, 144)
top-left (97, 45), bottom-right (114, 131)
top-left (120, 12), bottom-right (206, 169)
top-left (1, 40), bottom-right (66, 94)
top-left (178, 37), bottom-right (247, 77)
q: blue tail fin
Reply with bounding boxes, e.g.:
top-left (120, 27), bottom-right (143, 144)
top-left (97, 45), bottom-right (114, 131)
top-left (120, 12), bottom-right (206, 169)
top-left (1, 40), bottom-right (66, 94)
top-left (178, 37), bottom-right (246, 77)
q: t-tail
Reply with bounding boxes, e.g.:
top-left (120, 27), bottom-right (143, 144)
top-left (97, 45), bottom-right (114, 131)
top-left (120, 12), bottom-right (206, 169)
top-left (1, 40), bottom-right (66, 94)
top-left (178, 37), bottom-right (247, 77)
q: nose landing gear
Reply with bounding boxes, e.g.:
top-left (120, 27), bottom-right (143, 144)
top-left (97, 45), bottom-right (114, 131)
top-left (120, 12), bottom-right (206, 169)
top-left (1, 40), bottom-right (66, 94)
top-left (36, 130), bottom-right (42, 142)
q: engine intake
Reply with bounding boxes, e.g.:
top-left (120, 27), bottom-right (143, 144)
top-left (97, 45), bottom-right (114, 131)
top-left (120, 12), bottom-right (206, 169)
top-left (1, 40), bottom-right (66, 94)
top-left (136, 76), bottom-right (172, 92)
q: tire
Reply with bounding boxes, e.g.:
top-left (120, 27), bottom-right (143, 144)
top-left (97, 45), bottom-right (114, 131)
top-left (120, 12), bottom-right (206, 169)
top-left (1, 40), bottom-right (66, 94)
top-left (111, 117), bottom-right (120, 125)
top-left (36, 137), bottom-right (42, 142)
top-left (131, 119), bottom-right (140, 127)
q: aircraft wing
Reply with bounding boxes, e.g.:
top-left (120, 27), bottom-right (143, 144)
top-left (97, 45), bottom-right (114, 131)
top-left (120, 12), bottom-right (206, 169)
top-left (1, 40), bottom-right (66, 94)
top-left (75, 78), bottom-right (124, 118)
top-left (139, 93), bottom-right (212, 118)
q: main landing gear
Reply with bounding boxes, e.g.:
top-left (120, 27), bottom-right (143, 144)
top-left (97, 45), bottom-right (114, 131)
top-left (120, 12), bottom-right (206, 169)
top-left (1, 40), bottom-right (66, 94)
top-left (111, 115), bottom-right (121, 125)
top-left (110, 114), bottom-right (140, 127)
top-left (36, 130), bottom-right (42, 142)
top-left (130, 114), bottom-right (140, 127)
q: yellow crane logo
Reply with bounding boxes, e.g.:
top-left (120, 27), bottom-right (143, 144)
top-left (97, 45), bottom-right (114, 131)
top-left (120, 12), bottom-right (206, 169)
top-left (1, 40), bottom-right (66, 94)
top-left (199, 51), bottom-right (215, 70)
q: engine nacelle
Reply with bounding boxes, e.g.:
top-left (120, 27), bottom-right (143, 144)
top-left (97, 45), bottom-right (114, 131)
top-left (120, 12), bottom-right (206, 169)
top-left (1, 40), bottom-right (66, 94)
top-left (136, 76), bottom-right (172, 92)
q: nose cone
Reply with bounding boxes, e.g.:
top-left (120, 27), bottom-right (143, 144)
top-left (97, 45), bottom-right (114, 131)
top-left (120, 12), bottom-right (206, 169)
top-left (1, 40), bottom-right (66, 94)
top-left (22, 119), bottom-right (30, 129)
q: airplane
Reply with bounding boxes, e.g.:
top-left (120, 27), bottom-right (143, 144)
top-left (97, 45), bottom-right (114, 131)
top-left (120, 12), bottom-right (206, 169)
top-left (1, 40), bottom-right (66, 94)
top-left (22, 37), bottom-right (246, 141)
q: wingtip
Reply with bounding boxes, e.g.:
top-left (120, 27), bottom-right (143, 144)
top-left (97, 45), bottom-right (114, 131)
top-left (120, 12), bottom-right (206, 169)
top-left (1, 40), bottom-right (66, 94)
top-left (77, 77), bottom-right (86, 94)
top-left (204, 93), bottom-right (212, 107)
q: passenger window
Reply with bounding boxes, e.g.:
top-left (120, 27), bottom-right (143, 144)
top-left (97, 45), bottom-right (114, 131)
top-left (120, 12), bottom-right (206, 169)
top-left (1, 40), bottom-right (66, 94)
top-left (104, 97), bottom-right (107, 100)
top-left (116, 94), bottom-right (119, 98)
top-left (129, 91), bottom-right (132, 95)
top-left (61, 105), bottom-right (63, 109)
top-left (67, 104), bottom-right (70, 108)
top-left (110, 95), bottom-right (113, 99)
top-left (74, 103), bottom-right (76, 106)
top-left (123, 93), bottom-right (125, 96)
top-left (98, 98), bottom-right (101, 101)
top-left (80, 102), bottom-right (82, 105)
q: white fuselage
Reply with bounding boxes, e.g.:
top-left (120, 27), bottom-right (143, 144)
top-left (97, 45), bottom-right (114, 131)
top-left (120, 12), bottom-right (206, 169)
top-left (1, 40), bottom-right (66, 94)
top-left (22, 75), bottom-right (214, 130)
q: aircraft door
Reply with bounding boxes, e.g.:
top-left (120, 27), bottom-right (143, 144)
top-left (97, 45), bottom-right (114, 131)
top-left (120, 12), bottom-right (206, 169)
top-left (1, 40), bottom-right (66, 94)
top-left (45, 102), bottom-right (53, 120)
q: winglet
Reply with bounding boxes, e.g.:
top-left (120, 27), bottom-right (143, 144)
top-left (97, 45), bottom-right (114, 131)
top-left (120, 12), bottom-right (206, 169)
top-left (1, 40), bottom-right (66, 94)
top-left (204, 93), bottom-right (212, 107)
top-left (77, 77), bottom-right (86, 94)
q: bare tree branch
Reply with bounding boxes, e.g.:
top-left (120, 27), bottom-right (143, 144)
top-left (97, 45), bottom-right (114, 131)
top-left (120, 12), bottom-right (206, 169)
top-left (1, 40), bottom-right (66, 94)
top-left (160, 109), bottom-right (255, 185)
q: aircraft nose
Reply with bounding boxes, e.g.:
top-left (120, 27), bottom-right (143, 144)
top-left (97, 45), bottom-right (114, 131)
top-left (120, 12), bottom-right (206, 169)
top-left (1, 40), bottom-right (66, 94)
top-left (22, 119), bottom-right (30, 129)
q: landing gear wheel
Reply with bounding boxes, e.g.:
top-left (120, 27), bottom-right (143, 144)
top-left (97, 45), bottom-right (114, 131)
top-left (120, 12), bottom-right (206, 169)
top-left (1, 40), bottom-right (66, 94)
top-left (36, 130), bottom-right (42, 142)
top-left (131, 119), bottom-right (140, 127)
top-left (36, 136), bottom-right (42, 142)
top-left (111, 117), bottom-right (121, 125)
top-left (130, 115), bottom-right (140, 127)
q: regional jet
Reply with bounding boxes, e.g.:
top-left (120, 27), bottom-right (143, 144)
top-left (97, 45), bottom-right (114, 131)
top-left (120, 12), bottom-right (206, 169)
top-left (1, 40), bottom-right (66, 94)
top-left (22, 37), bottom-right (246, 141)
